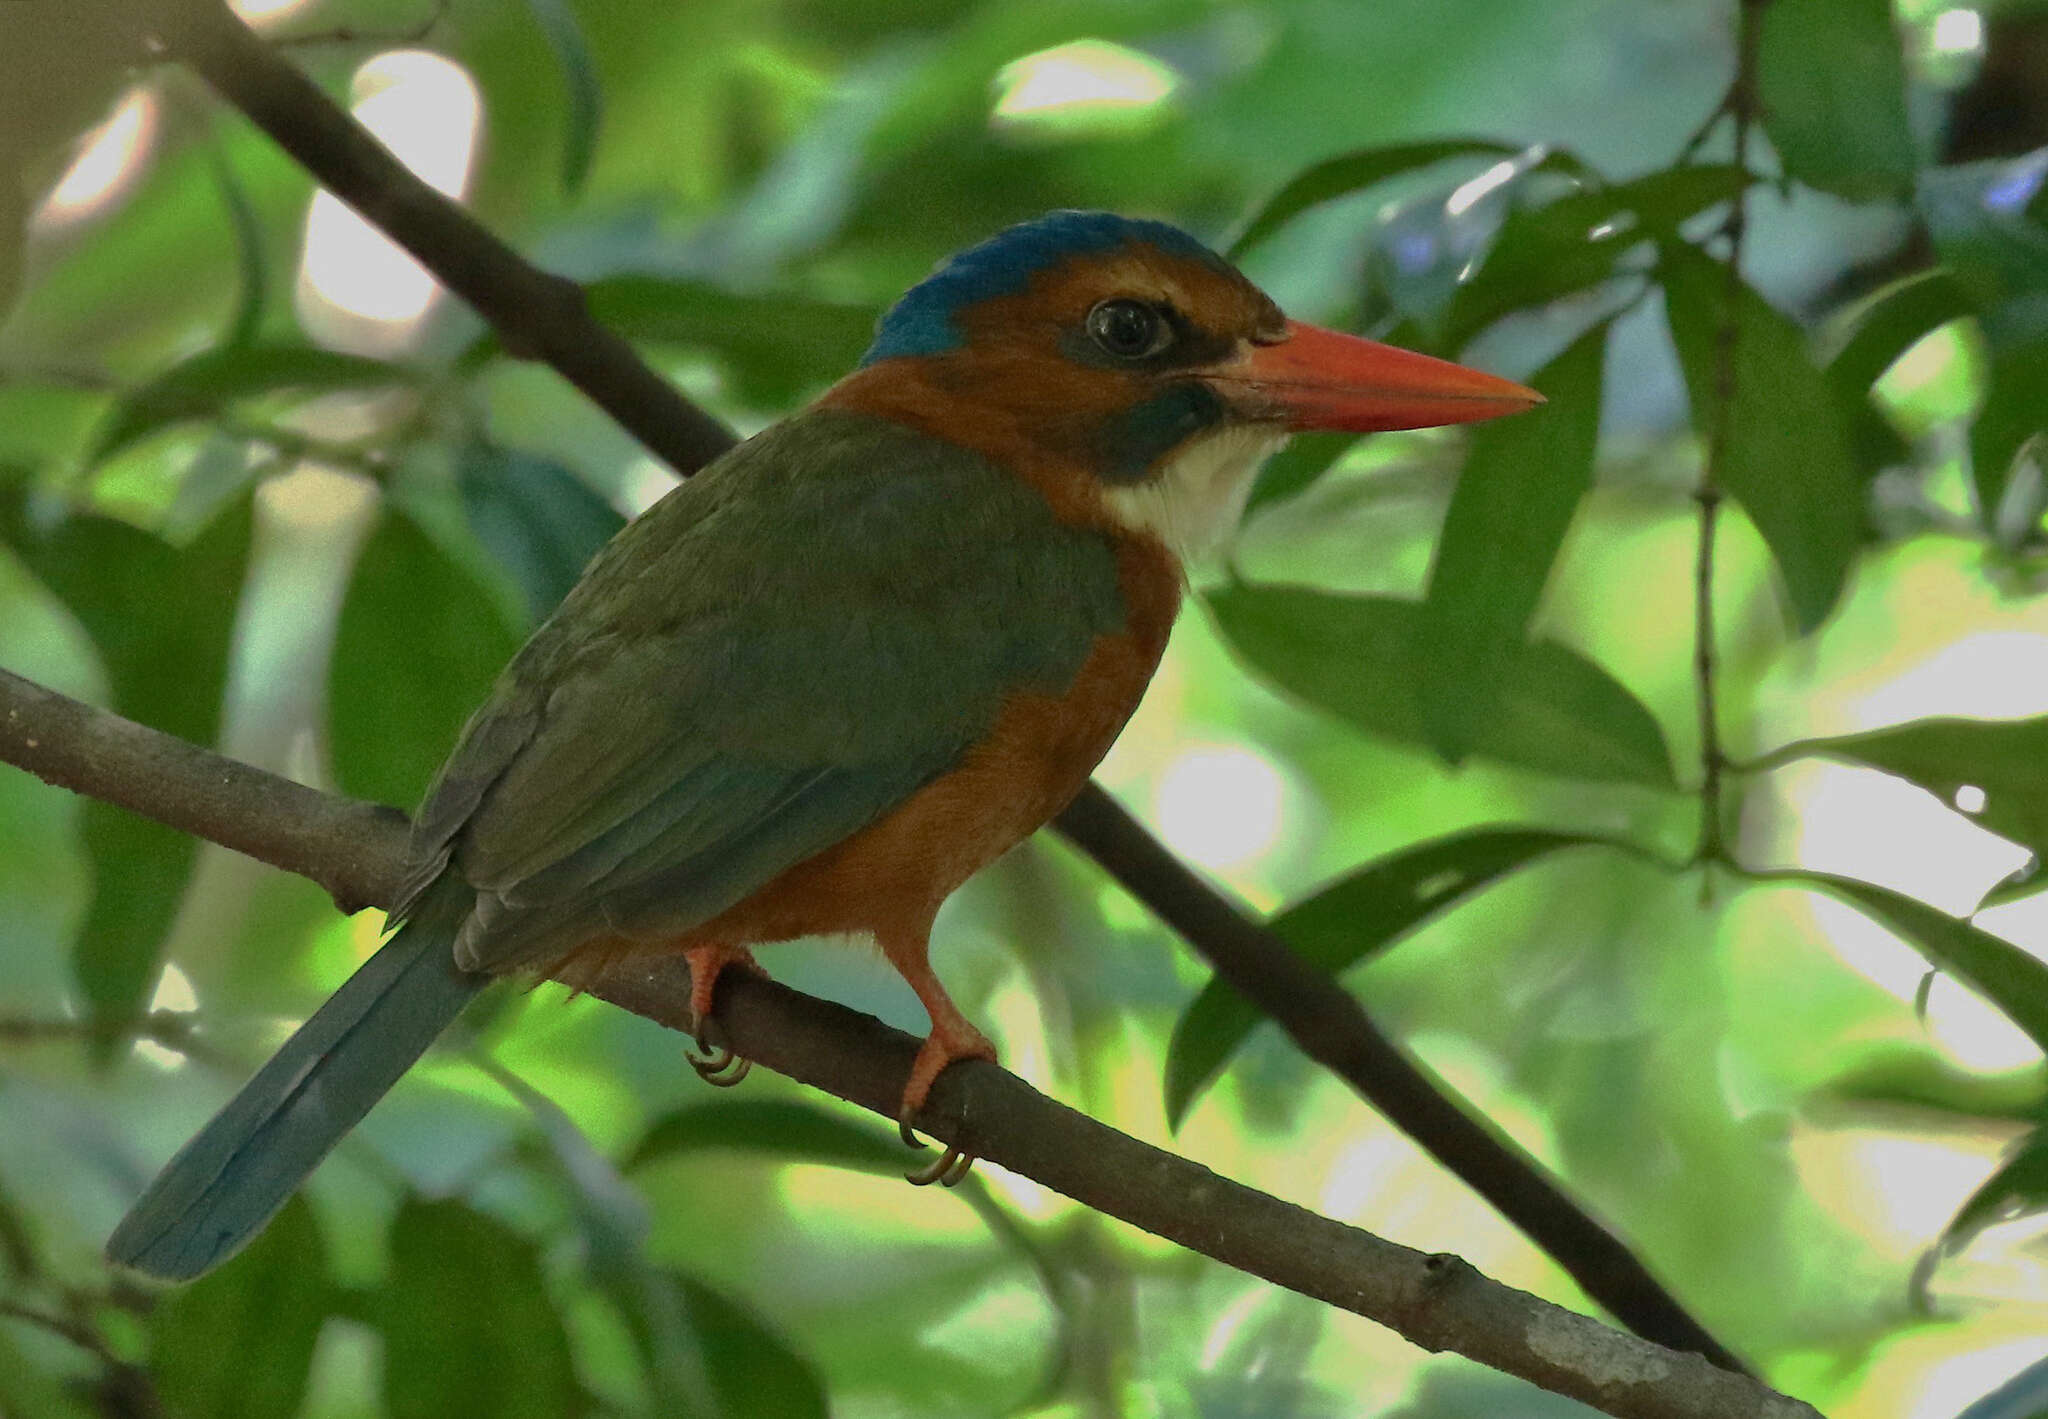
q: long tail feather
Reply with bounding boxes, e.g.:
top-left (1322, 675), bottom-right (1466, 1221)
top-left (106, 879), bottom-right (485, 1280)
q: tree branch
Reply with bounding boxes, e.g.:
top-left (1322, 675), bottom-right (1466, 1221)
top-left (0, 669), bottom-right (1814, 1419)
top-left (1054, 788), bottom-right (1749, 1375)
top-left (63, 0), bottom-right (1739, 1374)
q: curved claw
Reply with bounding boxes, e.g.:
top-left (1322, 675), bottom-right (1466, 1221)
top-left (906, 1143), bottom-right (975, 1188)
top-left (899, 1114), bottom-right (927, 1150)
top-left (688, 1043), bottom-right (752, 1087)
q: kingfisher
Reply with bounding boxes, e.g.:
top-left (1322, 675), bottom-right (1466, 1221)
top-left (106, 210), bottom-right (1540, 1280)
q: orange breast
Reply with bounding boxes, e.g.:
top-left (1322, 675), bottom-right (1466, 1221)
top-left (674, 533), bottom-right (1182, 949)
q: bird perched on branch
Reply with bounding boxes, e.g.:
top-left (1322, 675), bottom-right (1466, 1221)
top-left (106, 210), bottom-right (1540, 1280)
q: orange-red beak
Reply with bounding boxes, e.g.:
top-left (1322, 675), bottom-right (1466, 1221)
top-left (1214, 319), bottom-right (1544, 433)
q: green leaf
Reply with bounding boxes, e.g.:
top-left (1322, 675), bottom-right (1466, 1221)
top-left (626, 1098), bottom-right (1068, 1324)
top-left (152, 1196), bottom-right (330, 1419)
top-left (1660, 240), bottom-right (1862, 632)
top-left (1761, 715), bottom-right (2048, 863)
top-left (1915, 152), bottom-right (2048, 511)
top-left (1439, 165), bottom-right (1750, 353)
top-left (488, 1064), bottom-right (724, 1418)
top-left (1770, 869), bottom-right (2048, 1053)
top-left (1207, 583), bottom-right (1674, 787)
top-left (1917, 153), bottom-right (2048, 339)
top-left (1757, 0), bottom-right (1917, 202)
top-left (1419, 320), bottom-right (1607, 762)
top-left (1823, 269), bottom-right (1975, 395)
top-left (204, 140), bottom-right (268, 351)
top-left (520, 0), bottom-right (604, 195)
top-left (1165, 828), bottom-right (1608, 1128)
top-left (626, 1098), bottom-right (915, 1175)
top-left (1941, 1126), bottom-right (2048, 1256)
top-left (669, 1271), bottom-right (828, 1419)
top-left (457, 444), bottom-right (623, 625)
top-left (1226, 138), bottom-right (1527, 260)
top-left (582, 275), bottom-right (879, 405)
top-left (1818, 1043), bottom-right (2045, 1124)
top-left (379, 1200), bottom-right (580, 1419)
top-left (330, 506), bottom-right (522, 810)
top-left (89, 344), bottom-right (406, 466)
top-left (0, 493), bottom-right (253, 1027)
top-left (1975, 345), bottom-right (2048, 522)
top-left (1822, 268), bottom-right (1973, 479)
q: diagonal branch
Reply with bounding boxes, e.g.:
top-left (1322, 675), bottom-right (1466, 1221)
top-left (88, 0), bottom-right (1733, 1370)
top-left (1055, 789), bottom-right (1748, 1374)
top-left (0, 667), bottom-right (1812, 1419)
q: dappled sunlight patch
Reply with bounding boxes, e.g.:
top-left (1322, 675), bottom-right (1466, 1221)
top-left (34, 86), bottom-right (158, 230)
top-left (298, 51), bottom-right (481, 352)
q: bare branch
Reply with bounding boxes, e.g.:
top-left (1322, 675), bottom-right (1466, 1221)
top-left (1055, 787), bottom-right (1750, 1376)
top-left (0, 666), bottom-right (406, 913)
top-left (0, 670), bottom-right (1815, 1419)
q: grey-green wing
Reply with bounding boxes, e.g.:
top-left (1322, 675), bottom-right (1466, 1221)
top-left (402, 410), bottom-right (1127, 970)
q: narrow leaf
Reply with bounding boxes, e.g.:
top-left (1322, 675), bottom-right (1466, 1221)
top-left (380, 1200), bottom-right (579, 1419)
top-left (1757, 0), bottom-right (1917, 202)
top-left (204, 141), bottom-right (268, 351)
top-left (1770, 869), bottom-right (2048, 1053)
top-left (1822, 268), bottom-right (1973, 478)
top-left (330, 507), bottom-right (522, 810)
top-left (625, 1098), bottom-right (1068, 1308)
top-left (1439, 165), bottom-right (1749, 353)
top-left (626, 1097), bottom-right (905, 1175)
top-left (152, 1196), bottom-right (330, 1419)
top-left (1940, 1126), bottom-right (2048, 1257)
top-left (0, 494), bottom-right (253, 1027)
top-left (1915, 151), bottom-right (2048, 513)
top-left (520, 0), bottom-right (605, 195)
top-left (1227, 139), bottom-right (1525, 260)
top-left (671, 1272), bottom-right (828, 1419)
top-left (1207, 584), bottom-right (1675, 787)
top-left (457, 445), bottom-right (623, 625)
top-left (1166, 829), bottom-right (1608, 1127)
top-left (1661, 240), bottom-right (1862, 632)
top-left (89, 345), bottom-right (406, 465)
top-left (1419, 321), bottom-right (1607, 762)
top-left (1823, 268), bottom-right (1974, 395)
top-left (1764, 715), bottom-right (2048, 863)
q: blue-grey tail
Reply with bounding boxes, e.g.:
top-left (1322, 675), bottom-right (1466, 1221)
top-left (105, 878), bottom-right (486, 1280)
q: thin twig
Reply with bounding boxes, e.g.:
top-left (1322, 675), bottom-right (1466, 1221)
top-left (0, 670), bottom-right (1815, 1419)
top-left (1690, 0), bottom-right (1769, 869)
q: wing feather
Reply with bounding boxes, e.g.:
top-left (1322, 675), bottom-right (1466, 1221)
top-left (403, 410), bottom-right (1127, 972)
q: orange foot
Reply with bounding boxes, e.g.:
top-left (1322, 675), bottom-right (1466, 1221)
top-left (683, 943), bottom-right (762, 1087)
top-left (898, 1015), bottom-right (997, 1188)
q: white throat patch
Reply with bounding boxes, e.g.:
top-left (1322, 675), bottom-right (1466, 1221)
top-left (1099, 424), bottom-right (1289, 560)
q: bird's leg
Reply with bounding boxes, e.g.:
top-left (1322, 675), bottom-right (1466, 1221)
top-left (880, 932), bottom-right (996, 1187)
top-left (683, 942), bottom-right (760, 1087)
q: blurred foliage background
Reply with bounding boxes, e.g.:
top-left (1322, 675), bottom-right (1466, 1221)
top-left (4, 0), bottom-right (2048, 1415)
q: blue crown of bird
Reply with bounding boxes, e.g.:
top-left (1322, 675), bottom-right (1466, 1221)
top-left (105, 210), bottom-right (1542, 1279)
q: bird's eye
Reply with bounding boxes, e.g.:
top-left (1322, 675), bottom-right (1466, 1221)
top-left (1086, 300), bottom-right (1170, 360)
